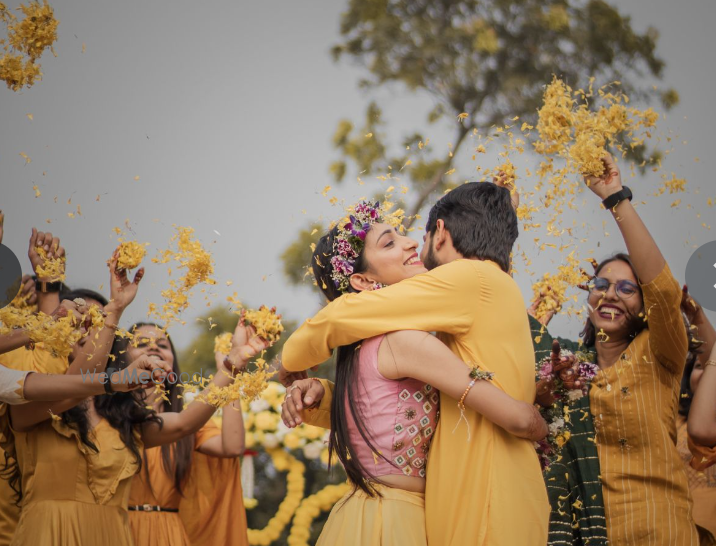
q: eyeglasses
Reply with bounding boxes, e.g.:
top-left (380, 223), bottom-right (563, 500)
top-left (586, 277), bottom-right (640, 299)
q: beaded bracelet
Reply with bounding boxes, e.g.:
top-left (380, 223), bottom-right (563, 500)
top-left (458, 379), bottom-right (477, 411)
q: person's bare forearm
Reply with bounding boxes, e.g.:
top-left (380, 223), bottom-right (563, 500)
top-left (66, 307), bottom-right (123, 375)
top-left (142, 372), bottom-right (234, 448)
top-left (693, 310), bottom-right (716, 362)
top-left (197, 400), bottom-right (245, 457)
top-left (220, 400), bottom-right (245, 455)
top-left (611, 200), bottom-right (665, 285)
top-left (0, 330), bottom-right (31, 355)
top-left (10, 397), bottom-right (86, 431)
top-left (383, 331), bottom-right (546, 440)
top-left (36, 291), bottom-right (60, 315)
top-left (688, 348), bottom-right (716, 447)
top-left (23, 371), bottom-right (105, 400)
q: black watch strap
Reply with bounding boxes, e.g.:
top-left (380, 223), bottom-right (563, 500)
top-left (602, 186), bottom-right (632, 211)
top-left (104, 367), bottom-right (119, 394)
top-left (35, 280), bottom-right (63, 293)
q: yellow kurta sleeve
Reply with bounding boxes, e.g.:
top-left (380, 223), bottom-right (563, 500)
top-left (641, 262), bottom-right (688, 375)
top-left (282, 259), bottom-right (480, 371)
top-left (688, 434), bottom-right (716, 472)
top-left (302, 379), bottom-right (334, 430)
top-left (0, 345), bottom-right (69, 374)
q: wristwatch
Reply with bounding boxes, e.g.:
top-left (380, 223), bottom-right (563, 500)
top-left (602, 186), bottom-right (633, 211)
top-left (104, 366), bottom-right (120, 394)
top-left (35, 279), bottom-right (63, 293)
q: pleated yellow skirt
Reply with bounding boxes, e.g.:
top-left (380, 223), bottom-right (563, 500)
top-left (317, 485), bottom-right (426, 546)
top-left (12, 500), bottom-right (133, 546)
top-left (129, 511), bottom-right (190, 546)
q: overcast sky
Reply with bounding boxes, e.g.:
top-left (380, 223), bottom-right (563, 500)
top-left (1, 0), bottom-right (714, 351)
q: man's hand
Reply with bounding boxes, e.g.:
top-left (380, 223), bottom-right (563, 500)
top-left (493, 171), bottom-right (519, 210)
top-left (584, 155), bottom-right (623, 201)
top-left (527, 288), bottom-right (557, 327)
top-left (535, 340), bottom-right (581, 407)
top-left (277, 363), bottom-right (308, 387)
top-left (281, 379), bottom-right (325, 428)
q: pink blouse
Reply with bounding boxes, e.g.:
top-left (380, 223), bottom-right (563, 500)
top-left (346, 335), bottom-right (439, 478)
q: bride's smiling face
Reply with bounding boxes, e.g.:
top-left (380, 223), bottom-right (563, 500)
top-left (350, 222), bottom-right (428, 289)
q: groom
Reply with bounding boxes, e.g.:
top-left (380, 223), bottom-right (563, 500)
top-left (280, 181), bottom-right (548, 545)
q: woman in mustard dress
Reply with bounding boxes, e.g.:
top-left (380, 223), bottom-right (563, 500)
top-left (124, 322), bottom-right (250, 546)
top-left (576, 156), bottom-right (698, 544)
top-left (2, 319), bottom-right (264, 545)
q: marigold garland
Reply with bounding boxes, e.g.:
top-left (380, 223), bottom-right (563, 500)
top-left (247, 448), bottom-right (305, 546)
top-left (287, 483), bottom-right (352, 546)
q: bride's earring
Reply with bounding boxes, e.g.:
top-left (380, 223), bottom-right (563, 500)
top-left (371, 282), bottom-right (385, 291)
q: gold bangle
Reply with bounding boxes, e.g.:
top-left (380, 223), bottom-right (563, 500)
top-left (705, 360), bottom-right (716, 368)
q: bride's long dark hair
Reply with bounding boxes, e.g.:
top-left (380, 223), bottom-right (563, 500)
top-left (311, 225), bottom-right (392, 498)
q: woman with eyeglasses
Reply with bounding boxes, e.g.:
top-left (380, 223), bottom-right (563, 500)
top-left (541, 155), bottom-right (698, 545)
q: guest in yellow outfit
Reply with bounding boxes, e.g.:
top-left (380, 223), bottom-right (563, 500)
top-left (2, 255), bottom-right (267, 545)
top-left (125, 322), bottom-right (251, 546)
top-left (282, 181), bottom-right (549, 545)
top-left (0, 226), bottom-right (102, 545)
top-left (573, 156), bottom-right (698, 544)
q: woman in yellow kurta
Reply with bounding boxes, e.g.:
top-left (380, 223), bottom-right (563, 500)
top-left (282, 182), bottom-right (549, 545)
top-left (125, 323), bottom-right (248, 546)
top-left (577, 156), bottom-right (697, 544)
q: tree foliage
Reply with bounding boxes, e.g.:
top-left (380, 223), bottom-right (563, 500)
top-left (282, 0), bottom-right (676, 290)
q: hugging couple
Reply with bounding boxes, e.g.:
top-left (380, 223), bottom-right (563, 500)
top-left (279, 180), bottom-right (550, 546)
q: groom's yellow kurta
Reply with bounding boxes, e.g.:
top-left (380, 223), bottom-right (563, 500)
top-left (283, 259), bottom-right (548, 545)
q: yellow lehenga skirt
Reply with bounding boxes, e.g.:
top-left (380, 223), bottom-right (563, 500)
top-left (317, 484), bottom-right (427, 546)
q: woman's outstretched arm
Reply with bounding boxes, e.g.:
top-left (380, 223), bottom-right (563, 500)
top-left (379, 330), bottom-right (546, 441)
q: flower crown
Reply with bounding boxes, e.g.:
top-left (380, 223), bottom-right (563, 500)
top-left (330, 201), bottom-right (383, 293)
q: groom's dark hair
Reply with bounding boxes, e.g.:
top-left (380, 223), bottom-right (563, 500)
top-left (425, 182), bottom-right (518, 273)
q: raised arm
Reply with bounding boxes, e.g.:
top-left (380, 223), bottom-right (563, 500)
top-left (194, 351), bottom-right (245, 458)
top-left (27, 228), bottom-right (64, 315)
top-left (282, 260), bottom-right (479, 372)
top-left (380, 331), bottom-right (546, 441)
top-left (66, 251), bottom-right (145, 375)
top-left (141, 322), bottom-right (268, 449)
top-left (586, 155), bottom-right (664, 284)
top-left (586, 156), bottom-right (687, 372)
top-left (688, 345), bottom-right (716, 448)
